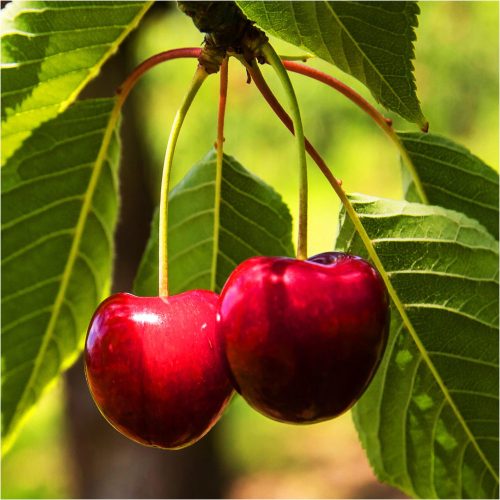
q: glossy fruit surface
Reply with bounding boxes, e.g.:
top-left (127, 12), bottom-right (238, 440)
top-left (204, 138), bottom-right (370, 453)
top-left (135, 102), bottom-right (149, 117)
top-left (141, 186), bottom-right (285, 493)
top-left (85, 290), bottom-right (233, 449)
top-left (217, 252), bottom-right (390, 424)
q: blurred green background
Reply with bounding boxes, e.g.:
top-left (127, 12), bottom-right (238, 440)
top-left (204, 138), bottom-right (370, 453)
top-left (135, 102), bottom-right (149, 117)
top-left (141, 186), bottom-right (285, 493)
top-left (2, 2), bottom-right (498, 498)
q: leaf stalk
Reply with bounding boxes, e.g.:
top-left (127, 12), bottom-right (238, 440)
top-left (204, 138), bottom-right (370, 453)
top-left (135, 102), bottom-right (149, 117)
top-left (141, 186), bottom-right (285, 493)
top-left (283, 61), bottom-right (429, 204)
top-left (116, 48), bottom-right (201, 105)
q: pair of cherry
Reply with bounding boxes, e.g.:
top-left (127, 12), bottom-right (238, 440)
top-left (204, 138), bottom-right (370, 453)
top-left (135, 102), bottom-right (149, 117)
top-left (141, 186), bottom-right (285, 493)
top-left (85, 251), bottom-right (389, 449)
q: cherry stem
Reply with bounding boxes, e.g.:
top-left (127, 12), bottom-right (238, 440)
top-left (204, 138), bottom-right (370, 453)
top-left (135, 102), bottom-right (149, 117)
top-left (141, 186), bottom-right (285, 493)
top-left (246, 60), bottom-right (403, 318)
top-left (159, 66), bottom-right (209, 297)
top-left (211, 58), bottom-right (229, 291)
top-left (116, 48), bottom-right (201, 106)
top-left (247, 60), bottom-right (342, 196)
top-left (282, 60), bottom-right (429, 205)
top-left (261, 43), bottom-right (308, 260)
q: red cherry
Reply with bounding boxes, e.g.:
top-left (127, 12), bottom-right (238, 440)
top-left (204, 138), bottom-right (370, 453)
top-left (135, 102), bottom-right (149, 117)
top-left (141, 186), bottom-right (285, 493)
top-left (85, 290), bottom-right (233, 449)
top-left (217, 252), bottom-right (390, 424)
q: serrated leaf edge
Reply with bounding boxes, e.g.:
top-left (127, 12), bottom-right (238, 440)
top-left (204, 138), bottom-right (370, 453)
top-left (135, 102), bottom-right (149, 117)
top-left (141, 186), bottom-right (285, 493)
top-left (321, 2), bottom-right (423, 126)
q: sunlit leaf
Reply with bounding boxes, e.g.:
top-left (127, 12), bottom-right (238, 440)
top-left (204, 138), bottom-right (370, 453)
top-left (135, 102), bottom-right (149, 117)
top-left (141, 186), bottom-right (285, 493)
top-left (336, 194), bottom-right (499, 498)
top-left (135, 150), bottom-right (294, 295)
top-left (236, 0), bottom-right (426, 126)
top-left (1, 98), bottom-right (120, 452)
top-left (1, 0), bottom-right (151, 164)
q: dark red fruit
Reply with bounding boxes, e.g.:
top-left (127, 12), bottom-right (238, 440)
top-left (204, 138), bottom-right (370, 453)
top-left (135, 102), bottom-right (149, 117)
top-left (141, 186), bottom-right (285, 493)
top-left (85, 290), bottom-right (233, 449)
top-left (216, 252), bottom-right (390, 424)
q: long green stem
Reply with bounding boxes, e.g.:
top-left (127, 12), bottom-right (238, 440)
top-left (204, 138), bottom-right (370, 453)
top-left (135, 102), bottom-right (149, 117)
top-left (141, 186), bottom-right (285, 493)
top-left (283, 61), bottom-right (429, 205)
top-left (246, 59), bottom-right (393, 287)
top-left (159, 66), bottom-right (208, 296)
top-left (103, 47), bottom-right (205, 297)
top-left (261, 43), bottom-right (308, 259)
top-left (211, 58), bottom-right (229, 291)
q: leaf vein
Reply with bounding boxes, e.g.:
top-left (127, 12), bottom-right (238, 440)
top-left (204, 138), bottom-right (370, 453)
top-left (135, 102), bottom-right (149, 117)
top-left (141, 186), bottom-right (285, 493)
top-left (2, 229), bottom-right (73, 265)
top-left (405, 303), bottom-right (498, 329)
top-left (1, 195), bottom-right (84, 230)
top-left (1, 275), bottom-right (62, 304)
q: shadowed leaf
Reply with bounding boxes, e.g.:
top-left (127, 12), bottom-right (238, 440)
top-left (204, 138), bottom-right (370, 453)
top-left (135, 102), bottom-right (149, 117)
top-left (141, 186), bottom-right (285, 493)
top-left (400, 132), bottom-right (499, 239)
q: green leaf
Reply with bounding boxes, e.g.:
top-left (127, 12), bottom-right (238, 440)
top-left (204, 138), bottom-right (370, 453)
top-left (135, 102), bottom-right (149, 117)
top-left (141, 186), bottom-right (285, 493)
top-left (236, 0), bottom-right (426, 126)
top-left (1, 98), bottom-right (120, 452)
top-left (336, 194), bottom-right (499, 498)
top-left (1, 0), bottom-right (151, 165)
top-left (400, 132), bottom-right (499, 240)
top-left (134, 150), bottom-right (294, 296)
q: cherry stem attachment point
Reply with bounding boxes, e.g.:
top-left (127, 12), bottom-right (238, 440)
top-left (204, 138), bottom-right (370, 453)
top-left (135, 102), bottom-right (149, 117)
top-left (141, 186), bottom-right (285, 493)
top-left (261, 43), bottom-right (308, 260)
top-left (211, 58), bottom-right (229, 291)
top-left (159, 66), bottom-right (208, 297)
top-left (283, 60), bottom-right (429, 205)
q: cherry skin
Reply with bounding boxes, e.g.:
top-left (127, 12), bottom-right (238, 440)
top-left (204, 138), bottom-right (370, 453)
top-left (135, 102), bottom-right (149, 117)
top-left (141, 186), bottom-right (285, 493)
top-left (216, 252), bottom-right (390, 424)
top-left (85, 290), bottom-right (233, 449)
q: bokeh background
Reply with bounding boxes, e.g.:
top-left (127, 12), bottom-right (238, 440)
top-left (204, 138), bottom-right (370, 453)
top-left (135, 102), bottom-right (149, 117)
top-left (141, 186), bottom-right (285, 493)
top-left (2, 2), bottom-right (498, 498)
